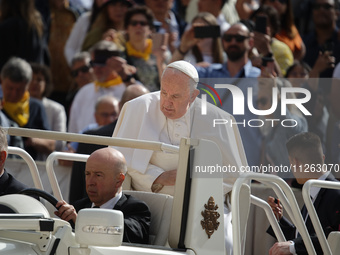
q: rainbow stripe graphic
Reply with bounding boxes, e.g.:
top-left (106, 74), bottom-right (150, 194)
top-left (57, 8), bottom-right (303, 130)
top-left (199, 82), bottom-right (223, 107)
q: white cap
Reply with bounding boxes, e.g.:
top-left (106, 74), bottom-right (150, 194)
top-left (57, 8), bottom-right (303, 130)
top-left (167, 61), bottom-right (199, 83)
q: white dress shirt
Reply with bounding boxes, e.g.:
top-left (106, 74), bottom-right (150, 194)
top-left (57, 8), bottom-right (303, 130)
top-left (91, 191), bottom-right (122, 209)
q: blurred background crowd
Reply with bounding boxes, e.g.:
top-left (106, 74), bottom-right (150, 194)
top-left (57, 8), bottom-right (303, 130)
top-left (0, 0), bottom-right (339, 185)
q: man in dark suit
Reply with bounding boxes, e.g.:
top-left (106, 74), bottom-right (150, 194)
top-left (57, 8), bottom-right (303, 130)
top-left (0, 127), bottom-right (28, 195)
top-left (55, 147), bottom-right (150, 244)
top-left (268, 132), bottom-right (340, 255)
top-left (69, 84), bottom-right (149, 204)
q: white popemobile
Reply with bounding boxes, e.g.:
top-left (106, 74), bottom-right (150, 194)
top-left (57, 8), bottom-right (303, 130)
top-left (0, 128), bottom-right (339, 255)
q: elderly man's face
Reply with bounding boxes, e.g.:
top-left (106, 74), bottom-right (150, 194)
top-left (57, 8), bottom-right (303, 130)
top-left (85, 154), bottom-right (119, 206)
top-left (160, 69), bottom-right (197, 119)
top-left (94, 98), bottom-right (119, 126)
top-left (1, 78), bottom-right (28, 103)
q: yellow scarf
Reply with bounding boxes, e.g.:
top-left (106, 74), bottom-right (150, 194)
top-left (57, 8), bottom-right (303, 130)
top-left (126, 39), bottom-right (152, 61)
top-left (94, 76), bottom-right (123, 90)
top-left (3, 91), bottom-right (30, 127)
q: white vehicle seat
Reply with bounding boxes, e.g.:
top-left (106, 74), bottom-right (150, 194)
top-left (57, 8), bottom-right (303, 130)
top-left (327, 231), bottom-right (340, 254)
top-left (0, 194), bottom-right (50, 217)
top-left (123, 190), bottom-right (173, 246)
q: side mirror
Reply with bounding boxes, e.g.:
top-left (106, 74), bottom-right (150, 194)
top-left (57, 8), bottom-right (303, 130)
top-left (75, 209), bottom-right (124, 247)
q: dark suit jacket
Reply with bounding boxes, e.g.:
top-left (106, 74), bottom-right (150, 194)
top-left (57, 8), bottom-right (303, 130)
top-left (74, 193), bottom-right (150, 244)
top-left (0, 169), bottom-right (28, 196)
top-left (69, 121), bottom-right (116, 204)
top-left (268, 174), bottom-right (340, 254)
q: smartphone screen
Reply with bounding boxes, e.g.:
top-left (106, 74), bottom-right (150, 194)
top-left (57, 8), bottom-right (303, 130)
top-left (254, 16), bottom-right (267, 34)
top-left (151, 33), bottom-right (169, 51)
top-left (262, 57), bottom-right (275, 75)
top-left (93, 50), bottom-right (121, 65)
top-left (194, 25), bottom-right (220, 38)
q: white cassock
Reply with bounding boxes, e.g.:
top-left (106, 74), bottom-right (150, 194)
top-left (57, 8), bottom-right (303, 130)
top-left (112, 91), bottom-right (248, 195)
top-left (112, 91), bottom-right (247, 255)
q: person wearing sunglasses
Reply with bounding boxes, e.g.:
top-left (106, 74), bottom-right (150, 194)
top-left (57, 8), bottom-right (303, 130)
top-left (123, 5), bottom-right (168, 92)
top-left (194, 22), bottom-right (262, 168)
top-left (70, 52), bottom-right (96, 90)
top-left (68, 40), bottom-right (134, 134)
top-left (63, 52), bottom-right (97, 121)
top-left (170, 12), bottom-right (225, 65)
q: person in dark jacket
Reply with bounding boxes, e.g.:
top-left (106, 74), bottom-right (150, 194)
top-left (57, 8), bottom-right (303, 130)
top-left (268, 132), bottom-right (340, 255)
top-left (55, 147), bottom-right (151, 244)
top-left (69, 84), bottom-right (149, 204)
top-left (0, 127), bottom-right (28, 196)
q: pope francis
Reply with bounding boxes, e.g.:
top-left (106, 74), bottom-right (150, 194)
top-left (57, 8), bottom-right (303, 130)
top-left (112, 60), bottom-right (248, 196)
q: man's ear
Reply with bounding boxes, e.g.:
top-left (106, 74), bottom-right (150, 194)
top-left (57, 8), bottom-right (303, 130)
top-left (190, 89), bottom-right (199, 103)
top-left (94, 113), bottom-right (100, 124)
top-left (0, 151), bottom-right (7, 166)
top-left (288, 155), bottom-right (298, 166)
top-left (248, 32), bottom-right (255, 49)
top-left (116, 173), bottom-right (125, 187)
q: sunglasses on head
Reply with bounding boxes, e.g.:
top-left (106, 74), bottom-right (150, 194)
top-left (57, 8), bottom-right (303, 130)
top-left (223, 34), bottom-right (249, 42)
top-left (71, 65), bottom-right (90, 77)
top-left (268, 0), bottom-right (287, 4)
top-left (312, 3), bottom-right (334, 10)
top-left (129, 20), bottom-right (148, 27)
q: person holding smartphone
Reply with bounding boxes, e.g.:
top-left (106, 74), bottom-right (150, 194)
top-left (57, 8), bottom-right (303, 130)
top-left (68, 40), bottom-right (135, 134)
top-left (267, 132), bottom-right (340, 255)
top-left (171, 12), bottom-right (225, 66)
top-left (250, 5), bottom-right (294, 77)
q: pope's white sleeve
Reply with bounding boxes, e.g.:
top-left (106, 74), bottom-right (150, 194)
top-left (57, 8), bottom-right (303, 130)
top-left (127, 164), bottom-right (165, 192)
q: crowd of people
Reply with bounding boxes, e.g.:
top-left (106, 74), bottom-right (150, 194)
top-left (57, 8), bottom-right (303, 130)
top-left (0, 0), bottom-right (340, 254)
top-left (0, 0), bottom-right (338, 163)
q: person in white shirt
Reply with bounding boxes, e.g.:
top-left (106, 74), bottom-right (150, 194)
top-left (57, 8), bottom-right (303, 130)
top-left (68, 40), bottom-right (134, 133)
